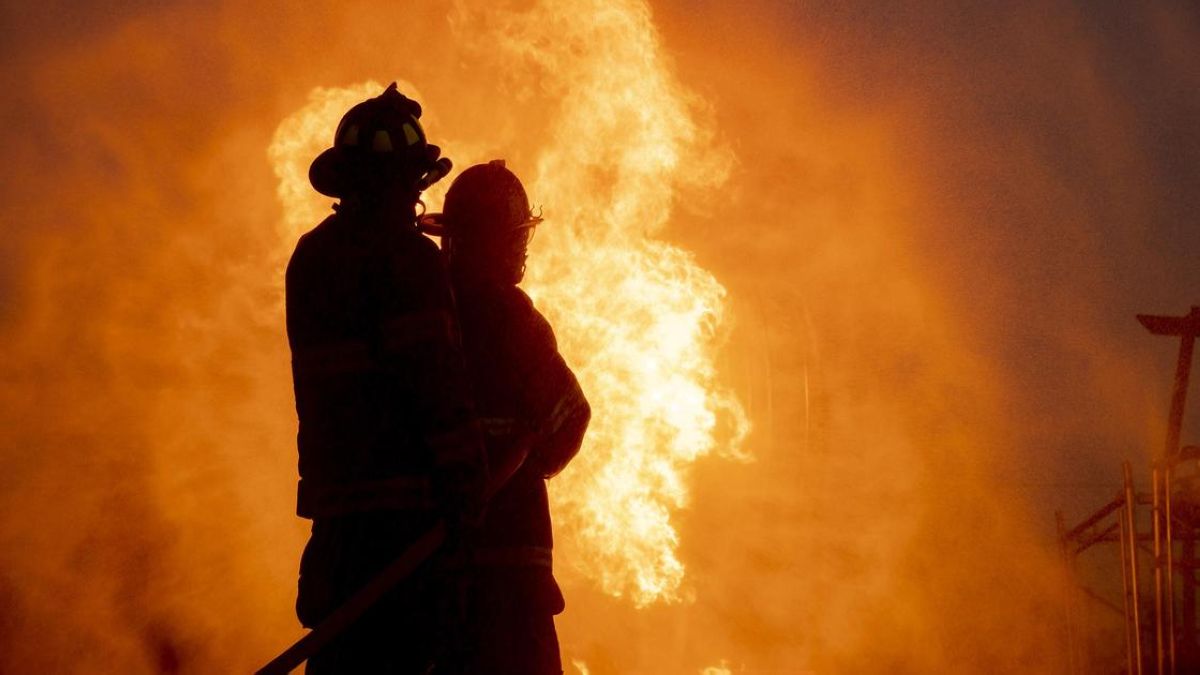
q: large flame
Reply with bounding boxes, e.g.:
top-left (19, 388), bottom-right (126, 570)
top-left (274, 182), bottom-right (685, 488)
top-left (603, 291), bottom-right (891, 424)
top-left (268, 0), bottom-right (749, 606)
top-left (6, 0), bottom-right (1197, 672)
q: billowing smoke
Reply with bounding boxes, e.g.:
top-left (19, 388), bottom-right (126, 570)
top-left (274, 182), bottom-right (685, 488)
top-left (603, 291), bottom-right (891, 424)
top-left (1, 1), bottom-right (1197, 673)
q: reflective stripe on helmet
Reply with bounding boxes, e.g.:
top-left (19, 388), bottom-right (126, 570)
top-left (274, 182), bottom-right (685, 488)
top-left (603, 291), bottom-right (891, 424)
top-left (371, 130), bottom-right (393, 152)
top-left (402, 122), bottom-right (420, 146)
top-left (339, 123), bottom-right (360, 147)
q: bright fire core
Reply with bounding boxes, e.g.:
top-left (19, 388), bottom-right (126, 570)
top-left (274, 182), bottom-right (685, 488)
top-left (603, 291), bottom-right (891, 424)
top-left (268, 2), bottom-right (749, 606)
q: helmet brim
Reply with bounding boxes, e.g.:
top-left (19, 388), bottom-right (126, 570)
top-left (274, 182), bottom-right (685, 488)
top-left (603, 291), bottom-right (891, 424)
top-left (419, 212), bottom-right (541, 237)
top-left (309, 146), bottom-right (364, 199)
top-left (437, 214), bottom-right (545, 239)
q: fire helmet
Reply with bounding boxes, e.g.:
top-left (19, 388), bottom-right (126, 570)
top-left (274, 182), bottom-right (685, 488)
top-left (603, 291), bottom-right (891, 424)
top-left (308, 82), bottom-right (451, 199)
top-left (442, 160), bottom-right (542, 239)
top-left (437, 160), bottom-right (543, 285)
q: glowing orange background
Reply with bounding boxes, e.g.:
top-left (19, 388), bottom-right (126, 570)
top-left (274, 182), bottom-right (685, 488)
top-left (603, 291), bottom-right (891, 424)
top-left (1, 1), bottom-right (1197, 672)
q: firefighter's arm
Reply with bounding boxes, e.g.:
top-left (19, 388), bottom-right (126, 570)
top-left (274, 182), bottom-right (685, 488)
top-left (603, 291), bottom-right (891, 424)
top-left (376, 234), bottom-right (488, 520)
top-left (522, 312), bottom-right (591, 479)
top-left (529, 366), bottom-right (589, 478)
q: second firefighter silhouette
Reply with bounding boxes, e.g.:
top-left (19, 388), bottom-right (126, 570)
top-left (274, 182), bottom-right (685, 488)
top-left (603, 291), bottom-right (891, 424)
top-left (431, 160), bottom-right (591, 674)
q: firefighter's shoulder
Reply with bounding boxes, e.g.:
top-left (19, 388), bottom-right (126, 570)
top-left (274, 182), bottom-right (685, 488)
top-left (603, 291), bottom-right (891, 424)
top-left (506, 287), bottom-right (558, 352)
top-left (286, 215), bottom-right (344, 284)
top-left (372, 222), bottom-right (451, 294)
top-left (288, 214), bottom-right (336, 256)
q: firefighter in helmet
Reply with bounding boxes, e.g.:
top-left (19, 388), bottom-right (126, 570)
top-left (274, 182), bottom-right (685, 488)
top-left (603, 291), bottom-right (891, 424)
top-left (286, 83), bottom-right (487, 673)
top-left (431, 160), bottom-right (591, 674)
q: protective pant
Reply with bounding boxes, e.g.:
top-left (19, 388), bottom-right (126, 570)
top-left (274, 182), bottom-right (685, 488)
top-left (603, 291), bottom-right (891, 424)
top-left (464, 567), bottom-right (564, 675)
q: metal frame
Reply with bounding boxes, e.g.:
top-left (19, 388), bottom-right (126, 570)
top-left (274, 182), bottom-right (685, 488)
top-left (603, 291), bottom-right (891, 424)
top-left (1057, 307), bottom-right (1198, 674)
top-left (1142, 306), bottom-right (1199, 675)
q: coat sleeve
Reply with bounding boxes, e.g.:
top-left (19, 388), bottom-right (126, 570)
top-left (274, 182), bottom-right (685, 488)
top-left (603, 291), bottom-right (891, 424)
top-left (520, 308), bottom-right (590, 479)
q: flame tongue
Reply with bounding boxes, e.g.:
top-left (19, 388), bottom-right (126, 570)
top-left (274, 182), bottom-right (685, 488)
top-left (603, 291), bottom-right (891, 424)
top-left (269, 0), bottom-right (748, 607)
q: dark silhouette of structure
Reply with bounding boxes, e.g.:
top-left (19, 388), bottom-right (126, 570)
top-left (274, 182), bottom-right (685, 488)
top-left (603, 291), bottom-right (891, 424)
top-left (431, 160), bottom-right (591, 673)
top-left (1057, 306), bottom-right (1200, 675)
top-left (282, 84), bottom-right (487, 673)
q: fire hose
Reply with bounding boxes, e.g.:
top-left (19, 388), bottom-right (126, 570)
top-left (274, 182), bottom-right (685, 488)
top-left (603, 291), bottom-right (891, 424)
top-left (255, 441), bottom-right (530, 675)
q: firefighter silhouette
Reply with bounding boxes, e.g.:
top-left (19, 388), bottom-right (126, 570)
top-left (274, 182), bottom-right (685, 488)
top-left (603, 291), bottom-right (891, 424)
top-left (427, 160), bottom-right (591, 674)
top-left (286, 83), bottom-right (487, 673)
